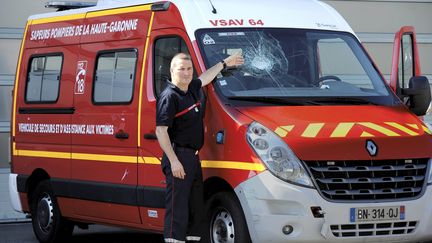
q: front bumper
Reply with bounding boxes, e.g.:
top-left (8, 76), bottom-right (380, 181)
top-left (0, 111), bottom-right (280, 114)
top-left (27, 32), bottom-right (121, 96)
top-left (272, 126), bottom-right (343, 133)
top-left (235, 171), bottom-right (432, 243)
top-left (8, 173), bottom-right (23, 213)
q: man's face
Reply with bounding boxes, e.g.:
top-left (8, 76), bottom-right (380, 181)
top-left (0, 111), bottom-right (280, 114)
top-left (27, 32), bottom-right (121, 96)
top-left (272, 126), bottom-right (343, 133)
top-left (171, 59), bottom-right (193, 86)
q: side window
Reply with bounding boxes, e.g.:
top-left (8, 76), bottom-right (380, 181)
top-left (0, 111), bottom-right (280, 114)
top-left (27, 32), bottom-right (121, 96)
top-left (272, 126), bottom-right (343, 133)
top-left (153, 36), bottom-right (195, 97)
top-left (26, 55), bottom-right (62, 103)
top-left (93, 50), bottom-right (137, 104)
top-left (398, 34), bottom-right (414, 89)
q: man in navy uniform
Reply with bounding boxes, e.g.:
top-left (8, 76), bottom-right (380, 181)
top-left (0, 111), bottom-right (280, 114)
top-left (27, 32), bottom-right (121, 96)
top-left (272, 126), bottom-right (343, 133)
top-left (156, 52), bottom-right (244, 243)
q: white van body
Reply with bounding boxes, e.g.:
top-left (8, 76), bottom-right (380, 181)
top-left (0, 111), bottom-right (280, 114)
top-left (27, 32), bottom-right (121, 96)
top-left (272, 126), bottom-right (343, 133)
top-left (10, 0), bottom-right (432, 242)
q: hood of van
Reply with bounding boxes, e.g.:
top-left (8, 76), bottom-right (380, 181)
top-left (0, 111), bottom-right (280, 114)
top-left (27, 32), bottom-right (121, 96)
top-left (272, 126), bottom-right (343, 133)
top-left (236, 105), bottom-right (432, 161)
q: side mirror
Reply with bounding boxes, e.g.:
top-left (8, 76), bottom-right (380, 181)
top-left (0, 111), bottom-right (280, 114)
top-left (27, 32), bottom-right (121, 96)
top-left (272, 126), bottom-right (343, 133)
top-left (402, 76), bottom-right (431, 116)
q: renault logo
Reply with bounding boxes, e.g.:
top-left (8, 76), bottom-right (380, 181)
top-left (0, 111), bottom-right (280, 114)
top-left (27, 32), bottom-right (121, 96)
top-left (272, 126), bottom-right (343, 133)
top-left (366, 140), bottom-right (378, 156)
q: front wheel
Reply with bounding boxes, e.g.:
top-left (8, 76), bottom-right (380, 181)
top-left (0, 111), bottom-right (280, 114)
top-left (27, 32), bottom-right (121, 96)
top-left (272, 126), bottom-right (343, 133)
top-left (205, 192), bottom-right (252, 243)
top-left (31, 180), bottom-right (74, 243)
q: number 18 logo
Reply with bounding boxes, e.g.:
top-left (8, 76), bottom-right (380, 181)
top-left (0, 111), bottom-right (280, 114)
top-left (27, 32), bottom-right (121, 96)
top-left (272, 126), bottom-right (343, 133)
top-left (75, 61), bottom-right (87, 94)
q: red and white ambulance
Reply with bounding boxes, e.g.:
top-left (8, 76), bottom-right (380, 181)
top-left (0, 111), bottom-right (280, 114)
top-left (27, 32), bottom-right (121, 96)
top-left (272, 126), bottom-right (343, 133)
top-left (9, 0), bottom-right (432, 242)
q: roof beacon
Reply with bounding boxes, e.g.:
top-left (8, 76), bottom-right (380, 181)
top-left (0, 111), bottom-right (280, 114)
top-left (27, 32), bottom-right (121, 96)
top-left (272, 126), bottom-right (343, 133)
top-left (151, 1), bottom-right (170, 11)
top-left (45, 1), bottom-right (96, 11)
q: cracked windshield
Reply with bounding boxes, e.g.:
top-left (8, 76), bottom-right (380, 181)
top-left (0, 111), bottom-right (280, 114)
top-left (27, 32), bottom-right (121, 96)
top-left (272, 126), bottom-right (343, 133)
top-left (197, 29), bottom-right (398, 105)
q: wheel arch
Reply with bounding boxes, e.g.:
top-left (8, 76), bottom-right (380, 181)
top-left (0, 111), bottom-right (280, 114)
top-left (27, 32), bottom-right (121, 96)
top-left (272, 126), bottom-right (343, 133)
top-left (27, 168), bottom-right (51, 206)
top-left (204, 177), bottom-right (253, 243)
top-left (203, 176), bottom-right (234, 201)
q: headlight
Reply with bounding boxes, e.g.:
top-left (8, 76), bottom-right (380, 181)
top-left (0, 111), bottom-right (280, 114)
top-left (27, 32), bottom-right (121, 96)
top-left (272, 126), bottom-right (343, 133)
top-left (246, 122), bottom-right (314, 188)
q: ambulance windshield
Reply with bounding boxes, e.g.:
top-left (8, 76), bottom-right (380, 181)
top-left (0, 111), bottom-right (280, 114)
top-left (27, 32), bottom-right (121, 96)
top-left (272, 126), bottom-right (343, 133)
top-left (197, 28), bottom-right (398, 106)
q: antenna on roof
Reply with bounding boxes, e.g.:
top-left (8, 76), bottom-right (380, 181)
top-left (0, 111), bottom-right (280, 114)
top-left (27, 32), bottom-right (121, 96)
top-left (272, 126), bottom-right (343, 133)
top-left (45, 1), bottom-right (96, 11)
top-left (208, 0), bottom-right (217, 14)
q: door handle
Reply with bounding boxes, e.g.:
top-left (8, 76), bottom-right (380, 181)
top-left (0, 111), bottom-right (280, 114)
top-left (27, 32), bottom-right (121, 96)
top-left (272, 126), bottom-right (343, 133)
top-left (115, 130), bottom-right (129, 139)
top-left (144, 133), bottom-right (157, 140)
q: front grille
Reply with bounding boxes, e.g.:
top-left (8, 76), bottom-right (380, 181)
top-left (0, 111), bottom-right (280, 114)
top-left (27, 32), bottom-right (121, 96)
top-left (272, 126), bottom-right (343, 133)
top-left (305, 159), bottom-right (428, 201)
top-left (331, 221), bottom-right (417, 237)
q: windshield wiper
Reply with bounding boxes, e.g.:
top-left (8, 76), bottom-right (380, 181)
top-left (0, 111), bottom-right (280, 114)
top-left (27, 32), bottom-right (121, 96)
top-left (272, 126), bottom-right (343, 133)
top-left (226, 96), bottom-right (317, 105)
top-left (226, 96), bottom-right (379, 106)
top-left (309, 97), bottom-right (378, 105)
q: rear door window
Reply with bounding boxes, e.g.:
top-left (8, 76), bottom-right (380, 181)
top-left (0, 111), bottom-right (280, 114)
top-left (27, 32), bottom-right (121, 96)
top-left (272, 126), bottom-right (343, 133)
top-left (26, 55), bottom-right (62, 103)
top-left (93, 50), bottom-right (137, 104)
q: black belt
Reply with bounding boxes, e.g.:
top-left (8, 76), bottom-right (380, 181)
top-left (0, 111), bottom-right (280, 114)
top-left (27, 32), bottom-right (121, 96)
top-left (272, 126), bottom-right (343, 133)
top-left (173, 143), bottom-right (199, 155)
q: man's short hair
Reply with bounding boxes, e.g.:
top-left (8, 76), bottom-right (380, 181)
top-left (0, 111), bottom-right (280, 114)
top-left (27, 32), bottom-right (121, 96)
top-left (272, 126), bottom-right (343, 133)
top-left (170, 53), bottom-right (192, 69)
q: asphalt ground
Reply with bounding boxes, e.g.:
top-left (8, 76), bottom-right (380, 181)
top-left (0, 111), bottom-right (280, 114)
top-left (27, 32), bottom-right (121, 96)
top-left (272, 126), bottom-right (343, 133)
top-left (1, 221), bottom-right (432, 243)
top-left (0, 222), bottom-right (164, 243)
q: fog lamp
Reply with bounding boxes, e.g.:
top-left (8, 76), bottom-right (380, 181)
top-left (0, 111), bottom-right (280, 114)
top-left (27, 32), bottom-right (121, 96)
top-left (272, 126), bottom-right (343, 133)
top-left (282, 225), bottom-right (294, 235)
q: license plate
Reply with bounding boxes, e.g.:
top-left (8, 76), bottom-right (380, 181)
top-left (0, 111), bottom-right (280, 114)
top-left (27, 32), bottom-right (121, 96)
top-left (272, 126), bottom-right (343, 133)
top-left (350, 206), bottom-right (405, 222)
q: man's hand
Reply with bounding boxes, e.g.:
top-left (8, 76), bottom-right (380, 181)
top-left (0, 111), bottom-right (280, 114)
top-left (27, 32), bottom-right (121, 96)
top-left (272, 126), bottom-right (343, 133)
top-left (170, 159), bottom-right (186, 179)
top-left (156, 126), bottom-right (186, 180)
top-left (199, 52), bottom-right (245, 87)
top-left (224, 52), bottom-right (245, 68)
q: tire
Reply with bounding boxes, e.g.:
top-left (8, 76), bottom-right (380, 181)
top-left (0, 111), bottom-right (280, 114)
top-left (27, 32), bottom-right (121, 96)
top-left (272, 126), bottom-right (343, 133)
top-left (31, 180), bottom-right (74, 243)
top-left (205, 192), bottom-right (252, 243)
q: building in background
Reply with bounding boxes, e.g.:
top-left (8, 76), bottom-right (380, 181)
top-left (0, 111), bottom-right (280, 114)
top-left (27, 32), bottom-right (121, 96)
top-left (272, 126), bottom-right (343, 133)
top-left (0, 0), bottom-right (431, 221)
top-left (326, 0), bottom-right (432, 96)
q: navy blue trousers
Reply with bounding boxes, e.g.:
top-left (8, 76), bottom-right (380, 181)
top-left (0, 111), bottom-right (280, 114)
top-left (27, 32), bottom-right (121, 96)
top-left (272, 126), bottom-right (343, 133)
top-left (161, 147), bottom-right (205, 242)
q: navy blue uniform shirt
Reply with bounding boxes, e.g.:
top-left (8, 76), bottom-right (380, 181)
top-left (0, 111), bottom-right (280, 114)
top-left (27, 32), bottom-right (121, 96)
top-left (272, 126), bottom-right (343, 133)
top-left (156, 79), bottom-right (204, 150)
